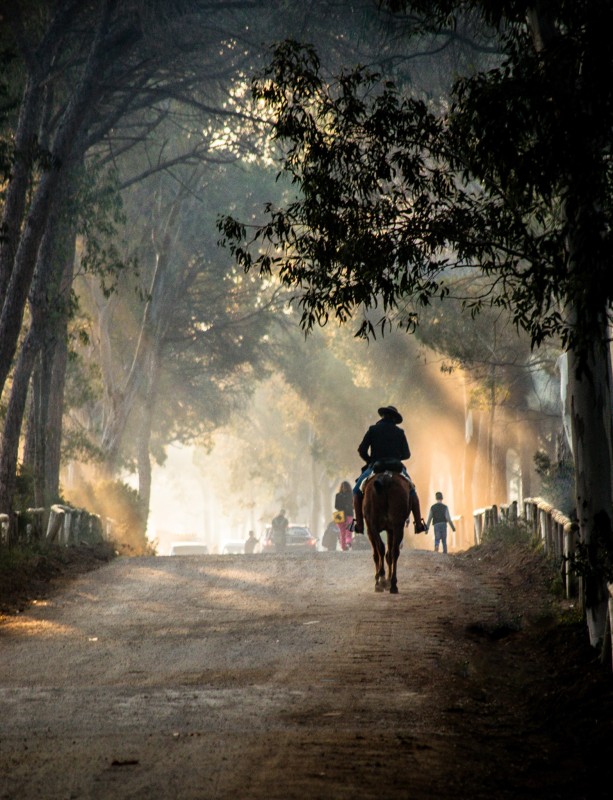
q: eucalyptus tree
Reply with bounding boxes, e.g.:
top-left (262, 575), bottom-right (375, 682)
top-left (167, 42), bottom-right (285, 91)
top-left (0, 0), bottom-right (435, 519)
top-left (0, 0), bottom-right (271, 514)
top-left (72, 158), bottom-right (286, 520)
top-left (0, 0), bottom-right (296, 514)
top-left (219, 2), bottom-right (613, 651)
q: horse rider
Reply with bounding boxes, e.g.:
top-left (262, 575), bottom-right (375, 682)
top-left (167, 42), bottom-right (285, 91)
top-left (352, 405), bottom-right (426, 534)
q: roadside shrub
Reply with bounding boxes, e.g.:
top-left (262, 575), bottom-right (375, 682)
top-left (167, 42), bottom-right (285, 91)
top-left (14, 464), bottom-right (36, 511)
top-left (533, 450), bottom-right (575, 516)
top-left (481, 518), bottom-right (534, 546)
top-left (0, 540), bottom-right (115, 612)
top-left (65, 478), bottom-right (152, 556)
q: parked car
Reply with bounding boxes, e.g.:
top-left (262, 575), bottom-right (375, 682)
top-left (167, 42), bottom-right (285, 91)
top-left (261, 524), bottom-right (318, 553)
top-left (221, 541), bottom-right (245, 554)
top-left (168, 542), bottom-right (209, 556)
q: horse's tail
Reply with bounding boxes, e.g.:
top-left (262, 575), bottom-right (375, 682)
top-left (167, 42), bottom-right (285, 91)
top-left (373, 472), bottom-right (393, 495)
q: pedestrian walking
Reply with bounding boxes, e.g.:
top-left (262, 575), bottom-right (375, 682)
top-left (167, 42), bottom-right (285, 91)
top-left (271, 509), bottom-right (288, 552)
top-left (245, 530), bottom-right (259, 554)
top-left (334, 481), bottom-right (354, 550)
top-left (322, 521), bottom-right (339, 551)
top-left (425, 492), bottom-right (456, 554)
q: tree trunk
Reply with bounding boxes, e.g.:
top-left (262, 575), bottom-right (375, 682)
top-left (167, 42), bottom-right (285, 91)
top-left (0, 167), bottom-right (77, 517)
top-left (137, 416), bottom-right (153, 531)
top-left (527, 0), bottom-right (613, 657)
top-left (23, 354), bottom-right (46, 508)
top-left (473, 410), bottom-right (490, 509)
top-left (0, 329), bottom-right (41, 515)
top-left (0, 0), bottom-right (76, 299)
top-left (44, 328), bottom-right (70, 506)
top-left (567, 322), bottom-right (613, 648)
top-left (0, 1), bottom-right (115, 397)
top-left (136, 345), bottom-right (162, 529)
top-left (100, 188), bottom-right (184, 472)
top-left (0, 77), bottom-right (44, 305)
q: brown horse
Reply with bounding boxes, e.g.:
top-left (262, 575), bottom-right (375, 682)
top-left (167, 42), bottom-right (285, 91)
top-left (363, 470), bottom-right (411, 593)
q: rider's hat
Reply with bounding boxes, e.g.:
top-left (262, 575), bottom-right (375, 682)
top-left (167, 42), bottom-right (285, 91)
top-left (378, 405), bottom-right (402, 424)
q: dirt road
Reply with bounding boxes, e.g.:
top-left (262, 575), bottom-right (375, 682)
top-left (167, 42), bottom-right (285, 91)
top-left (0, 544), bottom-right (610, 799)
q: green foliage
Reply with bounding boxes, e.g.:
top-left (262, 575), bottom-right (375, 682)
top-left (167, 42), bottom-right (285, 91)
top-left (219, 40), bottom-right (454, 339)
top-left (67, 478), bottom-right (151, 556)
top-left (533, 450), bottom-right (575, 516)
top-left (480, 518), bottom-right (534, 546)
top-left (13, 464), bottom-right (36, 512)
top-left (0, 539), bottom-right (116, 610)
top-left (568, 531), bottom-right (613, 587)
top-left (0, 46), bottom-right (19, 187)
top-left (219, 4), bottom-right (613, 360)
top-left (75, 164), bottom-right (138, 297)
top-left (0, 539), bottom-right (57, 587)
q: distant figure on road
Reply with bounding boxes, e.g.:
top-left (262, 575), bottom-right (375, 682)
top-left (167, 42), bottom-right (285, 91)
top-left (245, 530), bottom-right (259, 554)
top-left (334, 481), bottom-right (355, 551)
top-left (322, 521), bottom-right (339, 551)
top-left (426, 492), bottom-right (456, 554)
top-left (271, 509), bottom-right (288, 553)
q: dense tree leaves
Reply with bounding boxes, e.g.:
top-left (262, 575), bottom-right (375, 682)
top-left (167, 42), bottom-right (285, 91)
top-left (219, 4), bottom-right (613, 358)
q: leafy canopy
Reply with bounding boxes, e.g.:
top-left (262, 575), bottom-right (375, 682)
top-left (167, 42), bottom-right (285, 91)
top-left (218, 2), bottom-right (613, 355)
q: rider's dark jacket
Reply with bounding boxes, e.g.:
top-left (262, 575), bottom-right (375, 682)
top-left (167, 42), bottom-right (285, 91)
top-left (357, 418), bottom-right (410, 465)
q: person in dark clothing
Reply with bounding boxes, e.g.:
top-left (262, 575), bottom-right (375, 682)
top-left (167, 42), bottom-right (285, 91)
top-left (322, 521), bottom-right (339, 551)
top-left (334, 480), bottom-right (355, 550)
top-left (425, 492), bottom-right (456, 553)
top-left (271, 509), bottom-right (288, 552)
top-left (352, 405), bottom-right (426, 535)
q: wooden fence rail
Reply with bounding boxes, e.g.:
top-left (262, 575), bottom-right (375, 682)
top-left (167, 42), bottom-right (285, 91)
top-left (473, 497), bottom-right (579, 598)
top-left (474, 497), bottom-right (613, 670)
top-left (0, 505), bottom-right (113, 548)
top-left (472, 500), bottom-right (519, 548)
top-left (522, 497), bottom-right (581, 600)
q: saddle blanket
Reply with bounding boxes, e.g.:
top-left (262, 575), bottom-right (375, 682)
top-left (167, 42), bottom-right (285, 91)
top-left (360, 470), bottom-right (414, 494)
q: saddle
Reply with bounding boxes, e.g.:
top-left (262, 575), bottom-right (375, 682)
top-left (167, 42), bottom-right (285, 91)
top-left (372, 459), bottom-right (404, 474)
top-left (363, 460), bottom-right (415, 492)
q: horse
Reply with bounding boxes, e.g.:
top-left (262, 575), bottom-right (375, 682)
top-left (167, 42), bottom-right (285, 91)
top-left (362, 466), bottom-right (411, 594)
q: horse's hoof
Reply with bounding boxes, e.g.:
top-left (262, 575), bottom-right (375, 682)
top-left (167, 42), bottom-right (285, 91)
top-left (375, 584), bottom-right (384, 592)
top-left (390, 585), bottom-right (399, 594)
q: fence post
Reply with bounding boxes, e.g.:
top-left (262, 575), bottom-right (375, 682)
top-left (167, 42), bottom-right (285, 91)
top-left (563, 522), bottom-right (579, 598)
top-left (0, 514), bottom-right (9, 545)
top-left (473, 510), bottom-right (483, 545)
top-left (46, 506), bottom-right (66, 543)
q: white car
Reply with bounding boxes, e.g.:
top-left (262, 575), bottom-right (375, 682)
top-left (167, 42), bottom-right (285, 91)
top-left (168, 542), bottom-right (209, 556)
top-left (221, 541), bottom-right (245, 554)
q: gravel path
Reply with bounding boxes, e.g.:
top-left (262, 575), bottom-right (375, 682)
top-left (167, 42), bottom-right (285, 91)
top-left (0, 546), bottom-right (609, 799)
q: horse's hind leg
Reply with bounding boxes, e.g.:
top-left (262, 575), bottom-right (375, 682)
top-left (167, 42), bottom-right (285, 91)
top-left (376, 549), bottom-right (389, 591)
top-left (369, 533), bottom-right (386, 591)
top-left (387, 529), bottom-right (402, 594)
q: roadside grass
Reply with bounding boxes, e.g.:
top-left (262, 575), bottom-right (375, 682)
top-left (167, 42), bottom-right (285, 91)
top-left (0, 539), bottom-right (116, 615)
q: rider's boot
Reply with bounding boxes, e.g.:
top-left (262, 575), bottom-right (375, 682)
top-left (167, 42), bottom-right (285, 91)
top-left (410, 490), bottom-right (427, 534)
top-left (353, 492), bottom-right (365, 534)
